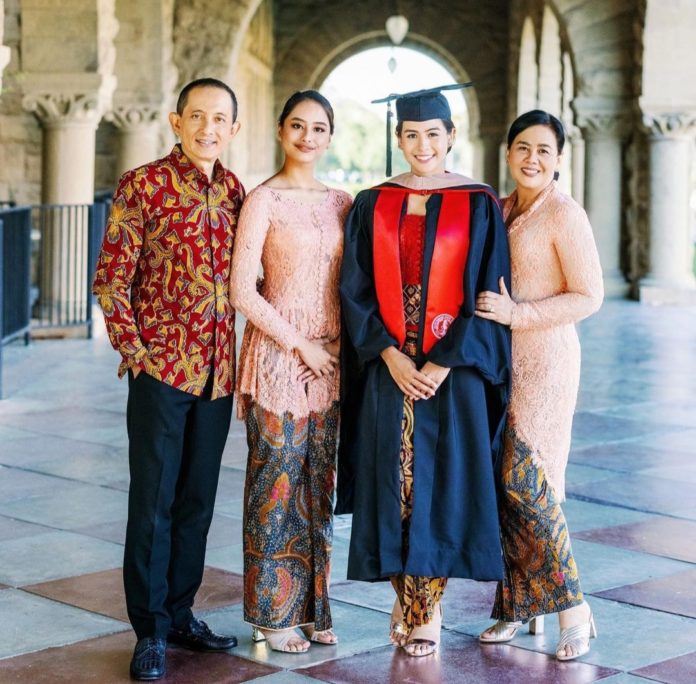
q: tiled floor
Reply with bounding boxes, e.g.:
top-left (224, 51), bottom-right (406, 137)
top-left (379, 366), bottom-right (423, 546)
top-left (1, 299), bottom-right (696, 682)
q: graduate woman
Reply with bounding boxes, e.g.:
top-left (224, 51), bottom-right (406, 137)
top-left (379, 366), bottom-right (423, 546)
top-left (337, 85), bottom-right (512, 657)
top-left (230, 91), bottom-right (352, 653)
top-left (476, 110), bottom-right (603, 660)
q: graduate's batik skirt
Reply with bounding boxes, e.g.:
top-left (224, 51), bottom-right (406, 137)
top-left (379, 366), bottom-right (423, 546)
top-left (391, 394), bottom-right (447, 628)
top-left (491, 428), bottom-right (583, 623)
top-left (243, 401), bottom-right (338, 630)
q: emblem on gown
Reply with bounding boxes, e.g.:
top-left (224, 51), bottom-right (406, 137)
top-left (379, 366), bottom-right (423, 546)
top-left (432, 313), bottom-right (454, 339)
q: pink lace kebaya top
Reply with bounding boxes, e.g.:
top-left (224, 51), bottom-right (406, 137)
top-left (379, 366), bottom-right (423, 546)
top-left (504, 181), bottom-right (603, 499)
top-left (230, 184), bottom-right (353, 419)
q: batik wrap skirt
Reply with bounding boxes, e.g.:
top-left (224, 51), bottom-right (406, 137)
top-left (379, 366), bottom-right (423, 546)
top-left (243, 401), bottom-right (338, 630)
top-left (391, 367), bottom-right (447, 629)
top-left (491, 427), bottom-right (584, 622)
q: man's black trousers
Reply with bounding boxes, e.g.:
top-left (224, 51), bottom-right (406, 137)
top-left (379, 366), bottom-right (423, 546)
top-left (124, 371), bottom-right (233, 639)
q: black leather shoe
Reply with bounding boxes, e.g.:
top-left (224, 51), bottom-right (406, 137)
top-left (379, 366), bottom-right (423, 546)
top-left (168, 618), bottom-right (237, 651)
top-left (130, 637), bottom-right (166, 681)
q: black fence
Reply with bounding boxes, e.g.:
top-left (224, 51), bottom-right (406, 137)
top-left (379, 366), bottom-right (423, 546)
top-left (0, 197), bottom-right (110, 398)
top-left (29, 203), bottom-right (109, 334)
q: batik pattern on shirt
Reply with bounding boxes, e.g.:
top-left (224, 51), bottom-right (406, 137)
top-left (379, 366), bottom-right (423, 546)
top-left (92, 144), bottom-right (244, 399)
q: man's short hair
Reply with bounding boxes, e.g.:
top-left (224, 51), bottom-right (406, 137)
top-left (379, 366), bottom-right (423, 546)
top-left (176, 78), bottom-right (238, 122)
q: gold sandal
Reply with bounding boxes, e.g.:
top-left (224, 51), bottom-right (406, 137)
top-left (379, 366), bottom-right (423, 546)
top-left (389, 598), bottom-right (409, 647)
top-left (479, 616), bottom-right (544, 643)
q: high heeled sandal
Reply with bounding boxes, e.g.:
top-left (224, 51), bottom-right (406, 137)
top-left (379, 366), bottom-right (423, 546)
top-left (389, 598), bottom-right (408, 648)
top-left (300, 625), bottom-right (338, 645)
top-left (404, 605), bottom-right (442, 657)
top-left (479, 616), bottom-right (544, 643)
top-left (251, 627), bottom-right (309, 653)
top-left (556, 612), bottom-right (597, 661)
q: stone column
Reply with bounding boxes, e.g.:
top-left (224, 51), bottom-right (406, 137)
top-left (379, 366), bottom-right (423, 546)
top-left (106, 105), bottom-right (161, 177)
top-left (570, 132), bottom-right (585, 205)
top-left (23, 87), bottom-right (104, 204)
top-left (574, 103), bottom-right (631, 297)
top-left (0, 0), bottom-right (10, 91)
top-left (639, 112), bottom-right (696, 304)
top-left (474, 128), bottom-right (506, 191)
top-left (22, 79), bottom-right (111, 323)
top-left (0, 46), bottom-right (9, 91)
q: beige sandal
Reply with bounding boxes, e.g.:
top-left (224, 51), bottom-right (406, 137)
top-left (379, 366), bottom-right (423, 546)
top-left (252, 627), bottom-right (309, 653)
top-left (404, 605), bottom-right (442, 657)
top-left (300, 626), bottom-right (338, 645)
top-left (479, 616), bottom-right (544, 643)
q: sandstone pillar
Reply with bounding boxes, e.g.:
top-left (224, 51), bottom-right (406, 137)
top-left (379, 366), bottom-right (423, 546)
top-left (23, 85), bottom-right (105, 204)
top-left (0, 0), bottom-right (10, 90)
top-left (570, 132), bottom-right (585, 205)
top-left (474, 128), bottom-right (505, 190)
top-left (574, 103), bottom-right (631, 297)
top-left (22, 78), bottom-right (113, 323)
top-left (639, 112), bottom-right (696, 304)
top-left (19, 0), bottom-right (117, 327)
top-left (106, 106), bottom-right (161, 177)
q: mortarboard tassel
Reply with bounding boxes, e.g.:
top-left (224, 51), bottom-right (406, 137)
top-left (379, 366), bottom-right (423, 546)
top-left (386, 101), bottom-right (393, 177)
top-left (372, 82), bottom-right (475, 178)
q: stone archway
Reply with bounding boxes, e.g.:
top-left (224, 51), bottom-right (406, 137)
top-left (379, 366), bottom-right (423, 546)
top-left (273, 0), bottom-right (509, 186)
top-left (172, 0), bottom-right (261, 86)
top-left (509, 0), bottom-right (638, 296)
top-left (169, 0), bottom-right (275, 187)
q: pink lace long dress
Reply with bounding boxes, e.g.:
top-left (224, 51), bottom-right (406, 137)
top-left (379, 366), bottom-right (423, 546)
top-left (229, 184), bottom-right (352, 632)
top-left (491, 181), bottom-right (603, 623)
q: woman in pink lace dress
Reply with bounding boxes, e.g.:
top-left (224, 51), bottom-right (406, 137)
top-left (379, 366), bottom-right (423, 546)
top-left (476, 110), bottom-right (603, 660)
top-left (230, 91), bottom-right (352, 653)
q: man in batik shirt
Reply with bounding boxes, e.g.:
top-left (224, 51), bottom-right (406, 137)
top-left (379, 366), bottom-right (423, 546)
top-left (93, 78), bottom-right (244, 681)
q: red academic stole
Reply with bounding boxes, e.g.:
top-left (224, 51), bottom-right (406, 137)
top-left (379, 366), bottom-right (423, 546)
top-left (373, 188), bottom-right (471, 354)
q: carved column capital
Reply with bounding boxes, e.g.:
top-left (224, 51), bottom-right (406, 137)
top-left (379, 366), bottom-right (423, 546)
top-left (22, 92), bottom-right (102, 127)
top-left (572, 98), bottom-right (632, 140)
top-left (105, 104), bottom-right (162, 131)
top-left (574, 111), bottom-right (632, 141)
top-left (641, 111), bottom-right (696, 140)
top-left (21, 73), bottom-right (115, 128)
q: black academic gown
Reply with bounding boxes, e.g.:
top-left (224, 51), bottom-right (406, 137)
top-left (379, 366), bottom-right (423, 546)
top-left (337, 182), bottom-right (511, 582)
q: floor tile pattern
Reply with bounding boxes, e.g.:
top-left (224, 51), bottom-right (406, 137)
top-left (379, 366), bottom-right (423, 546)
top-left (1, 301), bottom-right (696, 682)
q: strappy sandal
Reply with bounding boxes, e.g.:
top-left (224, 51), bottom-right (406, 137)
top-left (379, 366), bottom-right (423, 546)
top-left (479, 616), bottom-right (544, 643)
top-left (556, 611), bottom-right (597, 661)
top-left (251, 627), bottom-right (310, 653)
top-left (404, 605), bottom-right (442, 657)
top-left (389, 598), bottom-right (409, 648)
top-left (300, 626), bottom-right (338, 645)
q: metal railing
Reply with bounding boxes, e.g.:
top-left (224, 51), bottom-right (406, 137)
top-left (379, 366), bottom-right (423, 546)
top-left (30, 203), bottom-right (107, 334)
top-left (0, 208), bottom-right (32, 398)
top-left (0, 197), bottom-right (110, 398)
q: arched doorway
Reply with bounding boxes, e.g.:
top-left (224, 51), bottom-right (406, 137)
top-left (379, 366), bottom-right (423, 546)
top-left (314, 46), bottom-right (475, 190)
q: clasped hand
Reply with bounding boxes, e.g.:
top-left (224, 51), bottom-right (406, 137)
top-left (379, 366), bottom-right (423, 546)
top-left (296, 337), bottom-right (339, 383)
top-left (381, 347), bottom-right (449, 400)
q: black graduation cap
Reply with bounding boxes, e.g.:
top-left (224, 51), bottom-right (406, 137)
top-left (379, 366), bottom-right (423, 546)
top-left (372, 82), bottom-right (474, 176)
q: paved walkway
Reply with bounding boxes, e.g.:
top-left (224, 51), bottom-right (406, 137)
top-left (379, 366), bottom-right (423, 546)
top-left (0, 301), bottom-right (695, 683)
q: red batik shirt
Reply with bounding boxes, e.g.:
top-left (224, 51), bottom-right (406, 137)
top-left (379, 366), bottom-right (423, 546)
top-left (93, 144), bottom-right (245, 399)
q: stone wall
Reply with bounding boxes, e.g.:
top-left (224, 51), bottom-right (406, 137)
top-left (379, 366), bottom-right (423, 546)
top-left (229, 0), bottom-right (275, 189)
top-left (0, 0), bottom-right (42, 204)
